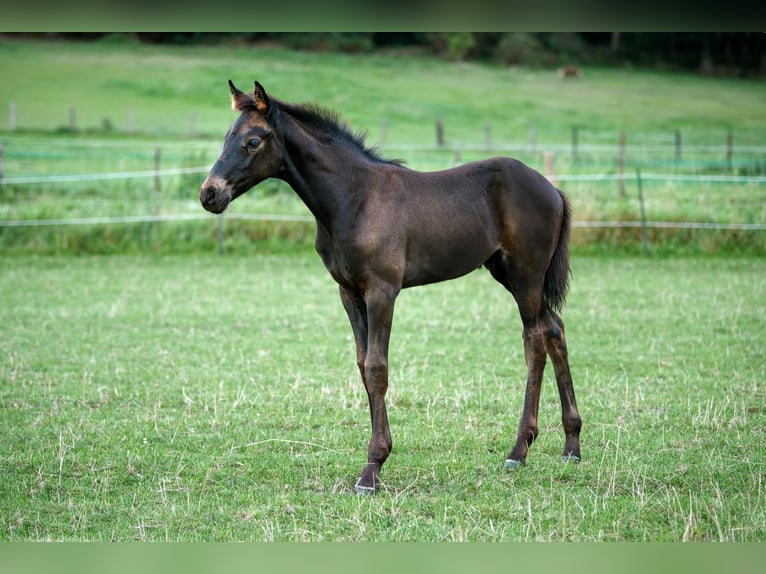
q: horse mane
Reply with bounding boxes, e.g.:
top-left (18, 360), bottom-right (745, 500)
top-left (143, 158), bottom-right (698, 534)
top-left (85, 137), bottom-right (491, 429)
top-left (276, 99), bottom-right (405, 166)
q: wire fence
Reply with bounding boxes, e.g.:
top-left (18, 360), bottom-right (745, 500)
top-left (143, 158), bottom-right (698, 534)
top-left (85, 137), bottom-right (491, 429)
top-left (3, 165), bottom-right (766, 187)
top-left (1, 136), bottom-right (764, 253)
top-left (1, 168), bottom-right (765, 231)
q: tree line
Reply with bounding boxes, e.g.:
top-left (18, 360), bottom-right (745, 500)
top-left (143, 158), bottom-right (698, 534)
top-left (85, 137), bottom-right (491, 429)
top-left (9, 32), bottom-right (766, 77)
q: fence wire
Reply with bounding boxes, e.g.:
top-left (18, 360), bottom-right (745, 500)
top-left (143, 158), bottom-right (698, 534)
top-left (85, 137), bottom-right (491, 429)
top-left (1, 138), bottom-right (764, 234)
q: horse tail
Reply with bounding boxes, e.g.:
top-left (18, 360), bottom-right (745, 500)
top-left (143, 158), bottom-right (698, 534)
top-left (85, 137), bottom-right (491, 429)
top-left (543, 190), bottom-right (572, 313)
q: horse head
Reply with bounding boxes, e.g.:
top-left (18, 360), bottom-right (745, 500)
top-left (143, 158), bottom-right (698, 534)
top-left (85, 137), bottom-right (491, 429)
top-left (199, 80), bottom-right (284, 214)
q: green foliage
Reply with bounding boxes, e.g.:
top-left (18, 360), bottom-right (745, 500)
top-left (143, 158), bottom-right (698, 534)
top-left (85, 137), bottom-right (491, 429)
top-left (495, 33), bottom-right (551, 66)
top-left (426, 33), bottom-right (476, 61)
top-left (1, 254), bottom-right (765, 540)
top-left (278, 33), bottom-right (374, 54)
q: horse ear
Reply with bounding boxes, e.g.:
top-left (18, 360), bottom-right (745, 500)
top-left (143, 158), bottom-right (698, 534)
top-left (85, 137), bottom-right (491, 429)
top-left (253, 81), bottom-right (270, 115)
top-left (229, 79), bottom-right (255, 112)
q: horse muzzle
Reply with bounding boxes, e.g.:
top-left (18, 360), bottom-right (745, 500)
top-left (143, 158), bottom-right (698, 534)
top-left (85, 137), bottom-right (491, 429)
top-left (199, 177), bottom-right (232, 214)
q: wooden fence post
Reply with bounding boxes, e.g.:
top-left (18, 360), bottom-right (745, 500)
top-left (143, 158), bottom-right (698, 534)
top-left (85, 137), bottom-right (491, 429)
top-left (618, 130), bottom-right (626, 198)
top-left (435, 117), bottom-right (445, 147)
top-left (544, 150), bottom-right (556, 186)
top-left (143, 146), bottom-right (161, 245)
top-left (153, 146), bottom-right (161, 197)
top-left (726, 131), bottom-right (733, 171)
top-left (571, 125), bottom-right (578, 160)
top-left (217, 215), bottom-right (225, 255)
top-left (636, 166), bottom-right (649, 256)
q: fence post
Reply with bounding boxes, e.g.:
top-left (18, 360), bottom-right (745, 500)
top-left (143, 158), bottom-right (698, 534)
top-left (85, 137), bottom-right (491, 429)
top-left (636, 166), bottom-right (649, 256)
top-left (544, 150), bottom-right (556, 186)
top-left (618, 130), bottom-right (626, 198)
top-left (153, 147), bottom-right (161, 196)
top-left (571, 125), bottom-right (578, 161)
top-left (9, 101), bottom-right (16, 131)
top-left (675, 130), bottom-right (682, 164)
top-left (435, 117), bottom-right (445, 147)
top-left (726, 131), bottom-right (733, 171)
top-left (217, 215), bottom-right (225, 255)
top-left (152, 145), bottom-right (161, 239)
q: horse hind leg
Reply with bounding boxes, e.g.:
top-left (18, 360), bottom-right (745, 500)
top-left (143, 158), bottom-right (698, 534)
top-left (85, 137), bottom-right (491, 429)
top-left (504, 302), bottom-right (582, 469)
top-left (504, 310), bottom-right (548, 469)
top-left (485, 251), bottom-right (549, 468)
top-left (544, 309), bottom-right (582, 463)
top-left (485, 251), bottom-right (580, 469)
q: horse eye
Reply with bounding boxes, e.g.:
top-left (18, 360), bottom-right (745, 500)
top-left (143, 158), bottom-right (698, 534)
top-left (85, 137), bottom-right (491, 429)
top-left (246, 138), bottom-right (261, 149)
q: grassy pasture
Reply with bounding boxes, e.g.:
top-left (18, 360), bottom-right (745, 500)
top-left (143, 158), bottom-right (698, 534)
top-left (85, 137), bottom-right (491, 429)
top-left (1, 253), bottom-right (764, 541)
top-left (1, 37), bottom-right (764, 255)
top-left (1, 38), bottom-right (765, 543)
top-left (2, 37), bottom-right (764, 144)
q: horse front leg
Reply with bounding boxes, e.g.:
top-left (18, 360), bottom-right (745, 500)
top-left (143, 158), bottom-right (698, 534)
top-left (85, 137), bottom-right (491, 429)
top-left (339, 286), bottom-right (368, 383)
top-left (351, 285), bottom-right (397, 494)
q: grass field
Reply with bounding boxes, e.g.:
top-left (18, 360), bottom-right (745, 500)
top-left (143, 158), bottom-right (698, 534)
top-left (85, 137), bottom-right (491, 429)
top-left (1, 37), bottom-right (765, 543)
top-left (1, 37), bottom-right (764, 256)
top-left (2, 36), bottom-right (764, 144)
top-left (1, 253), bottom-right (764, 541)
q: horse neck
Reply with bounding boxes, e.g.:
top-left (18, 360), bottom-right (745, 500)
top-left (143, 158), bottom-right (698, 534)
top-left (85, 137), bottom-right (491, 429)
top-left (277, 114), bottom-right (370, 232)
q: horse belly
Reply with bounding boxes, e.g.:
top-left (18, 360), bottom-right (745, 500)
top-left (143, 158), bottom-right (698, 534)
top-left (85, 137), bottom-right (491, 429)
top-left (402, 219), bottom-right (496, 287)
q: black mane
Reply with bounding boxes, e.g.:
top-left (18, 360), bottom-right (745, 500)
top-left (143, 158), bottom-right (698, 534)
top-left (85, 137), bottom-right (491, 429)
top-left (276, 99), bottom-right (404, 166)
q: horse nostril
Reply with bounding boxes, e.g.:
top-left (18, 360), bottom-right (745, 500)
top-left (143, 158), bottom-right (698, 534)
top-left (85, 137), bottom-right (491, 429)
top-left (200, 186), bottom-right (217, 206)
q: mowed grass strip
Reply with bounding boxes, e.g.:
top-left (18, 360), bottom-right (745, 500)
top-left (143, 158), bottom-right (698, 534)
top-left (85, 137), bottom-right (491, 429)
top-left (1, 253), bottom-right (764, 540)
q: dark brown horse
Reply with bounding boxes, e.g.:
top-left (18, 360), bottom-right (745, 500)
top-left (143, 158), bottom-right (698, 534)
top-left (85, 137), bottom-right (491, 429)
top-left (200, 80), bottom-right (582, 494)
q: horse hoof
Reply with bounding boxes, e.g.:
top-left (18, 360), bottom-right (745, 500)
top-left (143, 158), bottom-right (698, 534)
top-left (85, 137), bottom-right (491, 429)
top-left (504, 458), bottom-right (523, 470)
top-left (354, 484), bottom-right (376, 496)
top-left (562, 454), bottom-right (580, 464)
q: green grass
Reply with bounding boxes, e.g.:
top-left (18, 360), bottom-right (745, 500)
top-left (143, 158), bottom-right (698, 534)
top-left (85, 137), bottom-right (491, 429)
top-left (1, 37), bottom-right (764, 144)
top-left (1, 37), bottom-right (764, 256)
top-left (1, 253), bottom-right (764, 541)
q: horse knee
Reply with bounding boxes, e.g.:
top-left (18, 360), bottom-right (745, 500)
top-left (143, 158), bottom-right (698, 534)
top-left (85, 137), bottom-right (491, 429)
top-left (356, 358), bottom-right (366, 379)
top-left (363, 357), bottom-right (388, 392)
top-left (364, 356), bottom-right (387, 375)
